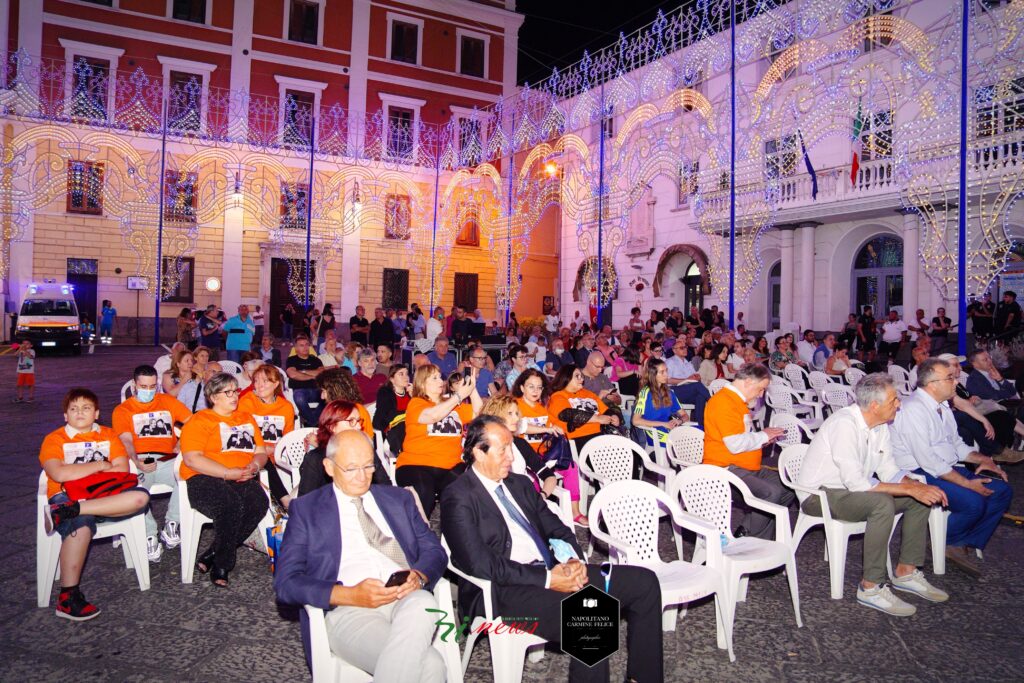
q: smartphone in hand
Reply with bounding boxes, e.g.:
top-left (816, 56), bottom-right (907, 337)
top-left (384, 570), bottom-right (411, 587)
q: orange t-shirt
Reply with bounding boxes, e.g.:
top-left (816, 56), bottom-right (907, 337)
top-left (517, 398), bottom-right (552, 446)
top-left (702, 387), bottom-right (761, 471)
top-left (355, 403), bottom-right (375, 439)
top-left (237, 393), bottom-right (296, 462)
top-left (178, 409), bottom-right (265, 480)
top-left (39, 425), bottom-right (128, 498)
top-left (112, 394), bottom-right (192, 456)
top-left (397, 397), bottom-right (473, 470)
top-left (548, 389), bottom-right (607, 440)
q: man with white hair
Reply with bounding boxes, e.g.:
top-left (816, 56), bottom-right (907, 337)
top-left (798, 372), bottom-right (949, 616)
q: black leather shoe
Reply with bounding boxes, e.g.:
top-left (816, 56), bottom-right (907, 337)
top-left (734, 526), bottom-right (748, 538)
top-left (210, 566), bottom-right (230, 588)
top-left (195, 549), bottom-right (216, 575)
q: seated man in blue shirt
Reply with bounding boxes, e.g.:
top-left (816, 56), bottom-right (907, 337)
top-left (891, 358), bottom-right (1012, 578)
top-left (426, 336), bottom-right (458, 379)
top-left (462, 344), bottom-right (495, 398)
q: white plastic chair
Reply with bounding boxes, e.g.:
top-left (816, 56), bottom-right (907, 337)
top-left (304, 576), bottom-right (464, 683)
top-left (819, 384), bottom-right (856, 415)
top-left (664, 425), bottom-right (705, 469)
top-left (120, 380), bottom-right (135, 402)
top-left (273, 427), bottom-right (317, 492)
top-left (844, 367), bottom-right (866, 387)
top-left (37, 471), bottom-right (150, 607)
top-left (577, 435), bottom-right (676, 506)
top-left (807, 370), bottom-right (838, 398)
top-left (708, 378), bottom-right (731, 395)
top-left (588, 480), bottom-right (734, 660)
top-left (218, 360), bottom-right (244, 377)
top-left (768, 413), bottom-right (816, 448)
top-left (669, 465), bottom-right (802, 642)
top-left (887, 365), bottom-right (914, 396)
top-left (783, 364), bottom-right (812, 394)
top-left (175, 454), bottom-right (275, 583)
top-left (765, 384), bottom-right (823, 427)
top-left (442, 538), bottom-right (547, 683)
top-left (153, 355), bottom-right (172, 380)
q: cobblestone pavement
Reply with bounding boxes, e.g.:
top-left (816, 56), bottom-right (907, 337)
top-left (1, 346), bottom-right (1023, 682)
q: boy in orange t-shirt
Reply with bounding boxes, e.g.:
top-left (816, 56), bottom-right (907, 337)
top-left (112, 364), bottom-right (193, 561)
top-left (39, 388), bottom-right (149, 621)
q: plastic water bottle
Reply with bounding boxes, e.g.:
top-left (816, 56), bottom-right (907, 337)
top-left (720, 533), bottom-right (729, 549)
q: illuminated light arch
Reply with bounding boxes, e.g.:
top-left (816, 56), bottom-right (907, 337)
top-left (837, 16), bottom-right (935, 74)
top-left (662, 88), bottom-right (716, 127)
top-left (573, 256), bottom-right (618, 303)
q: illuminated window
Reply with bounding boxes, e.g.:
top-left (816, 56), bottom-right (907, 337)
top-left (385, 193), bottom-right (411, 240)
top-left (164, 170), bottom-right (198, 223)
top-left (281, 182), bottom-right (309, 230)
top-left (66, 161), bottom-right (104, 215)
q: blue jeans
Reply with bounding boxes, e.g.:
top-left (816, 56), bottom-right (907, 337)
top-left (671, 382), bottom-right (710, 427)
top-left (226, 349), bottom-right (244, 363)
top-left (282, 323), bottom-right (293, 341)
top-left (919, 466), bottom-right (1012, 549)
top-left (99, 322), bottom-right (113, 338)
top-left (292, 388), bottom-right (322, 428)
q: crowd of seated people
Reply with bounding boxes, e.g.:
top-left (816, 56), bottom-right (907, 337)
top-left (35, 301), bottom-right (1023, 683)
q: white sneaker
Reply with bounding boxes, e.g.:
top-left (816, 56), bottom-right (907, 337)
top-left (856, 584), bottom-right (916, 616)
top-left (146, 535), bottom-right (163, 563)
top-left (160, 521), bottom-right (181, 549)
top-left (892, 569), bottom-right (949, 602)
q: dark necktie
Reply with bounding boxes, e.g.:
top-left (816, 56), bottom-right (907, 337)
top-left (352, 497), bottom-right (408, 567)
top-left (495, 484), bottom-right (555, 569)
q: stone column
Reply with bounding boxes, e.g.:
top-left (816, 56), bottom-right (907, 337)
top-left (796, 221), bottom-right (819, 331)
top-left (221, 201), bottom-right (244, 313)
top-left (898, 207), bottom-right (919, 319)
top-left (228, 0), bottom-right (254, 139)
top-left (778, 224), bottom-right (796, 330)
top-left (339, 226), bottom-right (361, 323)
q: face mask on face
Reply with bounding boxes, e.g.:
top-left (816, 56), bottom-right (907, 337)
top-left (136, 388), bottom-right (157, 403)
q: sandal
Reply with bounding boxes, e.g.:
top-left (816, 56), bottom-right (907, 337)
top-left (195, 549), bottom-right (216, 575)
top-left (573, 514), bottom-right (590, 528)
top-left (210, 566), bottom-right (229, 588)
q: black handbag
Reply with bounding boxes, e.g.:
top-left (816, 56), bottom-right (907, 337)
top-left (540, 433), bottom-right (575, 470)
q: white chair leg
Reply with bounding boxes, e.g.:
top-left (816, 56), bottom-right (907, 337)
top-left (827, 529), bottom-right (850, 600)
top-left (790, 514), bottom-right (818, 555)
top-left (714, 591), bottom-right (736, 662)
top-left (527, 649), bottom-right (545, 663)
top-left (128, 516), bottom-right (151, 590)
top-left (120, 534), bottom-right (134, 569)
top-left (661, 605), bottom-right (678, 632)
top-left (490, 632), bottom-right (530, 683)
top-left (737, 575), bottom-right (749, 602)
top-left (461, 626), bottom-right (482, 675)
top-left (930, 507), bottom-right (948, 575)
top-left (785, 557), bottom-right (802, 628)
top-left (181, 515), bottom-right (200, 584)
top-left (37, 532), bottom-right (60, 608)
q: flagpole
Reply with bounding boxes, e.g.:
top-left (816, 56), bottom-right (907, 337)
top-left (956, 0), bottom-right (969, 355)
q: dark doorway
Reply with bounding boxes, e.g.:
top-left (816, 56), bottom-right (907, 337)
top-left (67, 258), bottom-right (98, 326)
top-left (269, 257), bottom-right (315, 337)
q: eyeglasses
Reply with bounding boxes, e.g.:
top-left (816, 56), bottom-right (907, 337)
top-left (217, 388), bottom-right (241, 397)
top-left (336, 464), bottom-right (375, 477)
top-left (471, 355), bottom-right (487, 360)
top-left (928, 375), bottom-right (957, 384)
top-left (345, 416), bottom-right (364, 426)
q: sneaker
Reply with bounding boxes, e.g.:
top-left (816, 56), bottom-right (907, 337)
top-left (55, 587), bottom-right (101, 622)
top-left (945, 546), bottom-right (982, 577)
top-left (160, 521), bottom-right (181, 549)
top-left (146, 535), bottom-right (163, 563)
top-left (45, 500), bottom-right (80, 535)
top-left (891, 569), bottom-right (949, 603)
top-left (993, 449), bottom-right (1024, 465)
top-left (856, 584), bottom-right (917, 617)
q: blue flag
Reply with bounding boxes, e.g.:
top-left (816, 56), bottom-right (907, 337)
top-left (797, 129), bottom-right (818, 200)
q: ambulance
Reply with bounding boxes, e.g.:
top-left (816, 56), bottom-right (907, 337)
top-left (15, 280), bottom-right (82, 354)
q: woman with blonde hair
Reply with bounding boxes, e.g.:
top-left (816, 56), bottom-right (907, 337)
top-left (162, 348), bottom-right (199, 398)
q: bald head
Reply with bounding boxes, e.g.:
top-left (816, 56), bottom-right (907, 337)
top-left (324, 430), bottom-right (376, 496)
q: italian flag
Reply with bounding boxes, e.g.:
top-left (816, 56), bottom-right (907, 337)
top-left (850, 100), bottom-right (863, 187)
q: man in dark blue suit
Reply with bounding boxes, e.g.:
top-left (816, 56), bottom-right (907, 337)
top-left (274, 431), bottom-right (448, 682)
top-left (441, 416), bottom-right (664, 683)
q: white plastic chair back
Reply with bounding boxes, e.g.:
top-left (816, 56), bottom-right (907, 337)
top-left (578, 435), bottom-right (642, 487)
top-left (844, 367), bottom-right (866, 387)
top-left (766, 384), bottom-right (797, 414)
top-left (908, 365), bottom-right (918, 389)
top-left (887, 365), bottom-right (913, 395)
top-left (219, 360), bottom-right (243, 377)
top-left (153, 355), bottom-right (172, 379)
top-left (365, 402), bottom-right (377, 419)
top-left (820, 384), bottom-right (855, 410)
top-left (770, 374), bottom-right (791, 387)
top-left (588, 480), bottom-right (663, 563)
top-left (807, 370), bottom-right (834, 395)
top-left (777, 444), bottom-right (810, 502)
top-left (273, 427), bottom-right (317, 490)
top-left (665, 425), bottom-right (704, 468)
top-left (672, 464), bottom-right (735, 537)
top-left (769, 413), bottom-right (813, 447)
top-left (120, 380), bottom-right (135, 402)
top-left (783, 364), bottom-right (810, 391)
top-left (708, 378), bottom-right (731, 395)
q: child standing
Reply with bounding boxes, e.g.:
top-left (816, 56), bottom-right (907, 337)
top-left (15, 339), bottom-right (35, 402)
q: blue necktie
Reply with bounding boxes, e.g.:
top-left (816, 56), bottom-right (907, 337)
top-left (495, 484), bottom-right (555, 569)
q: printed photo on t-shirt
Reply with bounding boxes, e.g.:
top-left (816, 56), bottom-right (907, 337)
top-left (220, 422), bottom-right (256, 452)
top-left (568, 397), bottom-right (598, 413)
top-left (254, 414), bottom-right (286, 443)
top-left (427, 411), bottom-right (463, 437)
top-left (522, 415), bottom-right (549, 442)
top-left (62, 440), bottom-right (111, 465)
top-left (133, 411), bottom-right (173, 437)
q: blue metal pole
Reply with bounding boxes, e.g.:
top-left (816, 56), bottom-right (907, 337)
top-left (596, 84), bottom-right (605, 328)
top-left (728, 0), bottom-right (736, 330)
top-left (154, 91), bottom-right (168, 346)
top-left (430, 131), bottom-right (441, 317)
top-left (305, 117), bottom-right (315, 310)
top-left (505, 114), bottom-right (516, 327)
top-left (957, 0), bottom-right (969, 355)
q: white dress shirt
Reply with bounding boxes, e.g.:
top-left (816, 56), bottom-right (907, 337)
top-left (665, 354), bottom-right (697, 381)
top-left (720, 385), bottom-right (770, 453)
top-left (891, 389), bottom-right (975, 478)
top-left (798, 405), bottom-right (908, 492)
top-left (333, 487), bottom-right (402, 586)
top-left (472, 467), bottom-right (544, 566)
top-left (796, 340), bottom-right (816, 366)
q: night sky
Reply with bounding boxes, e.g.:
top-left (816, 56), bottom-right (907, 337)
top-left (514, 0), bottom-right (680, 86)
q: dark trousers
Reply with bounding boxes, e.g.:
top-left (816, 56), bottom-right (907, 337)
top-left (494, 564), bottom-right (663, 683)
top-left (671, 382), bottom-right (710, 427)
top-left (263, 460), bottom-right (290, 504)
top-left (919, 467), bottom-right (1012, 549)
top-left (395, 464), bottom-right (465, 519)
top-left (727, 466), bottom-right (795, 539)
top-left (186, 475), bottom-right (268, 572)
top-left (291, 388), bottom-right (321, 428)
top-left (954, 410), bottom-right (1013, 455)
top-left (878, 340), bottom-right (901, 360)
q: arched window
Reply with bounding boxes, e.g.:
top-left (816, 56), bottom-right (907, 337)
top-left (852, 235), bottom-right (904, 316)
